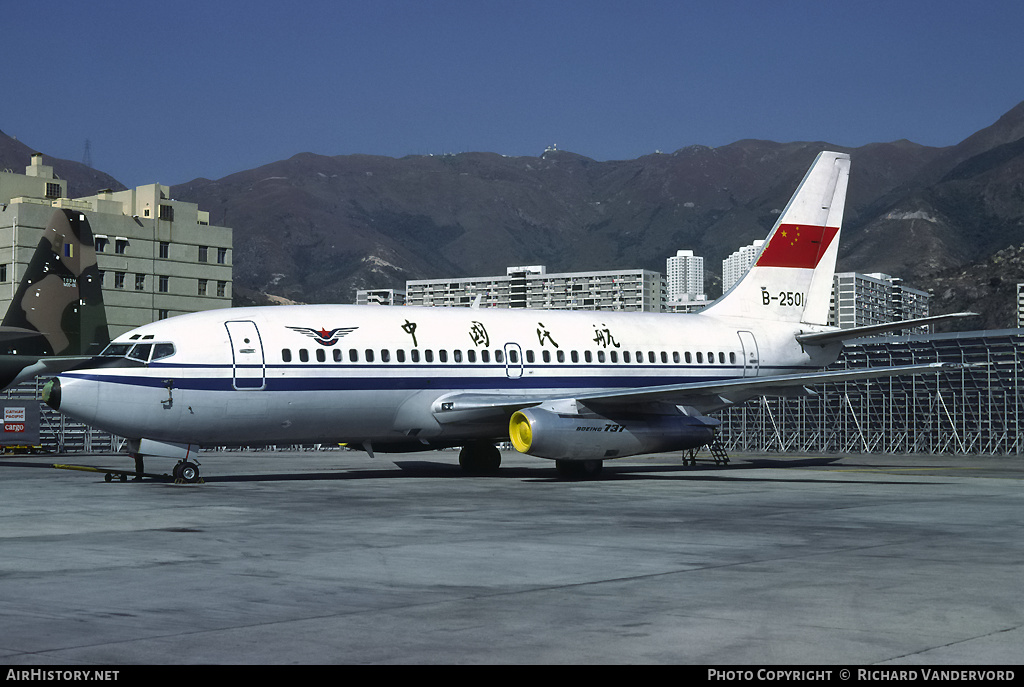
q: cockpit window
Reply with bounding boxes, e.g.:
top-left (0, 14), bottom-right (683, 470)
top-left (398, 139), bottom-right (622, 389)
top-left (152, 343), bottom-right (176, 361)
top-left (127, 344), bottom-right (152, 362)
top-left (101, 341), bottom-right (175, 362)
top-left (101, 343), bottom-right (132, 357)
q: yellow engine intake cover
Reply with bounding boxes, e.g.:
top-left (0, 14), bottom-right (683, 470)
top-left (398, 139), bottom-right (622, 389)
top-left (508, 411), bottom-right (533, 453)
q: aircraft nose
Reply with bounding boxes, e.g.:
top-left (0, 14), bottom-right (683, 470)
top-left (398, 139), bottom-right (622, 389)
top-left (41, 377), bottom-right (61, 410)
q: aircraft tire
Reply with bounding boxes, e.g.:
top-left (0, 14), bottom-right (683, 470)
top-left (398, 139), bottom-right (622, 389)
top-left (458, 442), bottom-right (501, 475)
top-left (176, 460), bottom-right (201, 484)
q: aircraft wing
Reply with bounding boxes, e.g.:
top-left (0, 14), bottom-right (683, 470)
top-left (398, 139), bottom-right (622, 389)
top-left (7, 355), bottom-right (99, 388)
top-left (434, 363), bottom-right (969, 417)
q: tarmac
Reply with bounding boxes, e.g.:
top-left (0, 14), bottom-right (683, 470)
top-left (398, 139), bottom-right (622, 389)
top-left (1, 448), bottom-right (1023, 665)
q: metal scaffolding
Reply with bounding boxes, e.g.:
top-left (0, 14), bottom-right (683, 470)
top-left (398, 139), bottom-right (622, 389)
top-left (719, 329), bottom-right (1023, 455)
top-left (1, 379), bottom-right (120, 454)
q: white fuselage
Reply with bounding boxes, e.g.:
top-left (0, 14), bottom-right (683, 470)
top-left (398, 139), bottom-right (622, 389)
top-left (52, 303), bottom-right (836, 449)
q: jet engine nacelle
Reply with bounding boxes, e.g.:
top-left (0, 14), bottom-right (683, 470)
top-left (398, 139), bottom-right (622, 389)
top-left (508, 406), bottom-right (717, 461)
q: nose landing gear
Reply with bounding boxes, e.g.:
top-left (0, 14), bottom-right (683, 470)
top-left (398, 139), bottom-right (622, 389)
top-left (172, 459), bottom-right (203, 484)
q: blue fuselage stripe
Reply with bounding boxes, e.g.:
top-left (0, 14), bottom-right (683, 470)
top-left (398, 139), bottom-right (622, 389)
top-left (62, 362), bottom-right (806, 393)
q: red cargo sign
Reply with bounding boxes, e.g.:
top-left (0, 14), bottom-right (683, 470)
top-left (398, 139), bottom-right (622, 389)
top-left (2, 405), bottom-right (37, 443)
top-left (4, 407), bottom-right (25, 432)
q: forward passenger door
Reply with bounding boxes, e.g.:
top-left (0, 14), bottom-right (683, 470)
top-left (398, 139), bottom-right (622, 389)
top-left (225, 320), bottom-right (266, 390)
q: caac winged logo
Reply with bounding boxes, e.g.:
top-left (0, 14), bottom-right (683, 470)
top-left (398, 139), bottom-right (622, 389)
top-left (286, 326), bottom-right (358, 346)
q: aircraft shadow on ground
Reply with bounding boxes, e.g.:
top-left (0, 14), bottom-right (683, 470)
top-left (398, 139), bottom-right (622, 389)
top-left (3, 454), bottom-right (936, 486)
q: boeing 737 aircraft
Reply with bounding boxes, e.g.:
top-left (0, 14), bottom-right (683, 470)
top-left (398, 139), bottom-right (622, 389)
top-left (43, 152), bottom-right (969, 481)
top-left (0, 208), bottom-right (109, 389)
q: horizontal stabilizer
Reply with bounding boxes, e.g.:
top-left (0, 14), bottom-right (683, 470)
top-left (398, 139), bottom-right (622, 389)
top-left (796, 313), bottom-right (978, 346)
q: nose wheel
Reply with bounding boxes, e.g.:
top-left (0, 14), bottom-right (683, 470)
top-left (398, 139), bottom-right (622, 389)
top-left (173, 459), bottom-right (203, 484)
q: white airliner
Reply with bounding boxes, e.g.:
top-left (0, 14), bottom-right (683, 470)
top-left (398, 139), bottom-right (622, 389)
top-left (42, 151), bottom-right (969, 481)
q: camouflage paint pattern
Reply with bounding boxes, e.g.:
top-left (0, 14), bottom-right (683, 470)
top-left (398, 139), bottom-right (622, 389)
top-left (0, 208), bottom-right (109, 356)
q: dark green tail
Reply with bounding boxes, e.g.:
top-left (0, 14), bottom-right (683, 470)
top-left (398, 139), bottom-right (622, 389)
top-left (0, 208), bottom-right (109, 356)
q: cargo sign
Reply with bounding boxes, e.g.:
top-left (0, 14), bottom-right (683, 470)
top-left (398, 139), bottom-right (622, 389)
top-left (5, 407), bottom-right (26, 433)
top-left (1, 403), bottom-right (39, 445)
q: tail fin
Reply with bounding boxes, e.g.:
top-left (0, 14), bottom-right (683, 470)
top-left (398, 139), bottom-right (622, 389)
top-left (0, 208), bottom-right (109, 356)
top-left (703, 151), bottom-right (850, 325)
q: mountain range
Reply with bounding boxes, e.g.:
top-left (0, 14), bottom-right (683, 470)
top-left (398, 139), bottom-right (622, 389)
top-left (3, 100), bottom-right (1023, 328)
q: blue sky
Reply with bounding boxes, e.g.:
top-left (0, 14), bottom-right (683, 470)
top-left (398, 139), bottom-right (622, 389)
top-left (4, 0), bottom-right (1023, 188)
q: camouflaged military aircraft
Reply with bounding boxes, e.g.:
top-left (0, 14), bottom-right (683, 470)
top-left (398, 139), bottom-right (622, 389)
top-left (0, 208), bottom-right (109, 389)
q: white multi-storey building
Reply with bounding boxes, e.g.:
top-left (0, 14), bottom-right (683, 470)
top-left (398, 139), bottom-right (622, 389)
top-left (406, 265), bottom-right (665, 311)
top-left (666, 250), bottom-right (704, 301)
top-left (829, 272), bottom-right (930, 332)
top-left (665, 249), bottom-right (707, 312)
top-left (722, 240), bottom-right (764, 292)
top-left (1017, 283), bottom-right (1024, 328)
top-left (356, 288), bottom-right (406, 306)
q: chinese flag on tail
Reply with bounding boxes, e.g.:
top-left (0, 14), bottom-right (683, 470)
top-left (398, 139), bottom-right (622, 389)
top-left (755, 224), bottom-right (838, 269)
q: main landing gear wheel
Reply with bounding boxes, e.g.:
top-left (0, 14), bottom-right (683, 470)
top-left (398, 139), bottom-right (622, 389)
top-left (555, 459), bottom-right (604, 479)
top-left (173, 460), bottom-right (202, 484)
top-left (458, 442), bottom-right (502, 475)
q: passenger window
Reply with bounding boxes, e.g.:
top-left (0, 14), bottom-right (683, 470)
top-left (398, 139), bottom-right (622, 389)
top-left (571, 351), bottom-right (579, 363)
top-left (381, 349), bottom-right (390, 363)
top-left (299, 349), bottom-right (309, 363)
top-left (411, 349), bottom-right (420, 363)
top-left (439, 350), bottom-right (448, 363)
top-left (508, 350), bottom-right (519, 364)
top-left (610, 351), bottom-right (618, 363)
top-left (526, 350), bottom-right (535, 363)
top-left (316, 349), bottom-right (326, 363)
top-left (685, 352), bottom-right (692, 363)
top-left (349, 349), bottom-right (358, 363)
top-left (673, 352), bottom-right (680, 364)
top-left (660, 352), bottom-right (667, 364)
top-left (623, 351), bottom-right (631, 363)
top-left (696, 352), bottom-right (703, 364)
top-left (648, 351), bottom-right (656, 363)
top-left (334, 349), bottom-right (342, 362)
top-left (597, 351), bottom-right (605, 363)
top-left (542, 350), bottom-right (550, 363)
top-left (707, 351), bottom-right (714, 364)
top-left (467, 350), bottom-right (476, 363)
top-left (454, 350), bottom-right (462, 363)
top-left (365, 349), bottom-right (374, 363)
top-left (719, 352), bottom-right (726, 364)
top-left (481, 350), bottom-right (489, 363)
top-left (556, 350), bottom-right (565, 363)
top-left (282, 349), bottom-right (292, 363)
top-left (397, 350), bottom-right (406, 363)
top-left (425, 350), bottom-right (434, 363)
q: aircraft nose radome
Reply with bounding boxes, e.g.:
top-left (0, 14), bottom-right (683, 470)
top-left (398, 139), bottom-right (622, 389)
top-left (41, 377), bottom-right (60, 410)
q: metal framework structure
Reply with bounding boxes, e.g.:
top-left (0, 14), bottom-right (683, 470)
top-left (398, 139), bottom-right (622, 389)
top-left (4, 329), bottom-right (1022, 457)
top-left (719, 329), bottom-right (1023, 455)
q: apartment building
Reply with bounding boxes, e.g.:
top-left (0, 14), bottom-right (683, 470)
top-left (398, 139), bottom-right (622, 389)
top-left (0, 154), bottom-right (232, 337)
top-left (356, 288), bottom-right (407, 306)
top-left (722, 240), bottom-right (764, 292)
top-left (406, 265), bottom-right (665, 311)
top-left (829, 272), bottom-right (930, 332)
